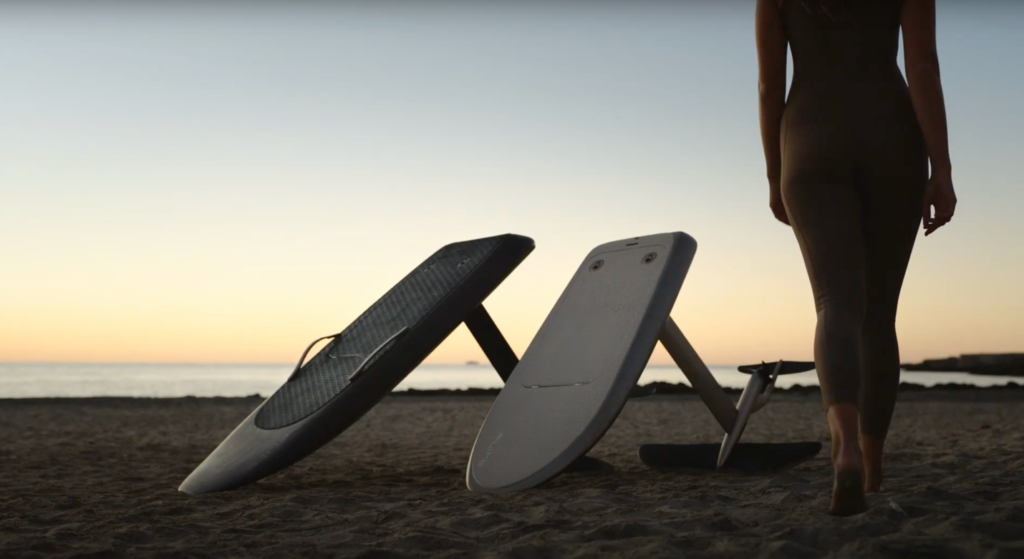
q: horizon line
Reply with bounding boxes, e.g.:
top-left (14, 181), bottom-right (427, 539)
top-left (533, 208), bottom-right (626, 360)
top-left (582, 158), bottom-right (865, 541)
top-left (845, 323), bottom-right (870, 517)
top-left (0, 360), bottom-right (742, 368)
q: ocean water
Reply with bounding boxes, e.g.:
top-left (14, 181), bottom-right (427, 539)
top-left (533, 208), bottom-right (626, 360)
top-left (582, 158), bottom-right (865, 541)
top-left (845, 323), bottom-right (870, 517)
top-left (0, 362), bottom-right (1020, 399)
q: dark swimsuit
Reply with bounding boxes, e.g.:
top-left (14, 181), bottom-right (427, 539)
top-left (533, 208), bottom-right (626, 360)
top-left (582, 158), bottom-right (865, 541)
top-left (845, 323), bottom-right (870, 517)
top-left (779, 0), bottom-right (928, 438)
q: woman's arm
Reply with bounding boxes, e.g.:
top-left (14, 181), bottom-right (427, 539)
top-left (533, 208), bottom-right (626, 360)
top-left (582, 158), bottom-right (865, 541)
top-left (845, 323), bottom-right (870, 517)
top-left (902, 0), bottom-right (952, 177)
top-left (755, 0), bottom-right (789, 224)
top-left (902, 0), bottom-right (957, 234)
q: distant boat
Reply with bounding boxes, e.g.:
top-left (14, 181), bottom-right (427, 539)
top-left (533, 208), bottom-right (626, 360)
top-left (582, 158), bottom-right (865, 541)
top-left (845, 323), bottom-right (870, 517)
top-left (465, 360), bottom-right (481, 366)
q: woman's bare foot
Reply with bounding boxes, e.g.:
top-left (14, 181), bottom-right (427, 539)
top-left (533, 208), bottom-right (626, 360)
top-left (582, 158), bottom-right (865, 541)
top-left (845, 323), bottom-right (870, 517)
top-left (861, 434), bottom-right (884, 493)
top-left (827, 404), bottom-right (867, 516)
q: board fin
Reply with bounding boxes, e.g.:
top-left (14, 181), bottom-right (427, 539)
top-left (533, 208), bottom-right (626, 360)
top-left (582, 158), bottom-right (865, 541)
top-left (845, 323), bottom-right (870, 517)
top-left (638, 442), bottom-right (822, 472)
top-left (737, 361), bottom-right (815, 376)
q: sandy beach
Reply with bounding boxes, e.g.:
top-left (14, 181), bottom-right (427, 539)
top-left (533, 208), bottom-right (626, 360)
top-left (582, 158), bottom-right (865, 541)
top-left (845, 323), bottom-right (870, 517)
top-left (2, 388), bottom-right (1024, 558)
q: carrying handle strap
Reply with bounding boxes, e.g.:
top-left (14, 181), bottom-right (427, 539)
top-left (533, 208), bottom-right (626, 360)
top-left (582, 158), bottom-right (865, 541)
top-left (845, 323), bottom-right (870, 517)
top-left (288, 331), bottom-right (344, 382)
top-left (348, 327), bottom-right (409, 383)
top-left (287, 326), bottom-right (411, 383)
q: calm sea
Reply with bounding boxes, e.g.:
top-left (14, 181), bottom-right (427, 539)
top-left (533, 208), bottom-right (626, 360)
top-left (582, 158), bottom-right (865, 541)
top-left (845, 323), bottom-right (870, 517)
top-left (0, 362), bottom-right (1019, 399)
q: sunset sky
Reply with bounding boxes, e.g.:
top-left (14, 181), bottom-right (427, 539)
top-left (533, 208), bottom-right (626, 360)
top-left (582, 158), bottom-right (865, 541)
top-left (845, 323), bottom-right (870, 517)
top-left (2, 2), bottom-right (1021, 366)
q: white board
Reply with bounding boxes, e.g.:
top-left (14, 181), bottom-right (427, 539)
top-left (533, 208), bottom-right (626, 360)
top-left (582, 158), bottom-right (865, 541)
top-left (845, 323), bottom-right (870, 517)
top-left (466, 232), bottom-right (697, 493)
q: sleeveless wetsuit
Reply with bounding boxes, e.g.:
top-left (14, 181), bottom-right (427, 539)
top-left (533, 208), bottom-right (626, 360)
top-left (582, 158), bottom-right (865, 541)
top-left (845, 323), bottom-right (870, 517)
top-left (779, 0), bottom-right (928, 439)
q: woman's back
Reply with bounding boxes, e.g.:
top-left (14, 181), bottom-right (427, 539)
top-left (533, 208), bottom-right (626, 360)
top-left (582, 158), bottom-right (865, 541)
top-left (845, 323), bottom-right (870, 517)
top-left (781, 0), bottom-right (919, 137)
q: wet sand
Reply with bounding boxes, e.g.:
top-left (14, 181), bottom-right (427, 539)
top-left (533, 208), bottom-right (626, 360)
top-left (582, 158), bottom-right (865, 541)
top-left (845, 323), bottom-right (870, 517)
top-left (2, 389), bottom-right (1023, 558)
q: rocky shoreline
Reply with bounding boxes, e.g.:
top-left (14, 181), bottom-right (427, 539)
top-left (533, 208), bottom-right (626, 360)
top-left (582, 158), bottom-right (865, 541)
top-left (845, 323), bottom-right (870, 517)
top-left (901, 353), bottom-right (1024, 376)
top-left (390, 380), bottom-right (1024, 398)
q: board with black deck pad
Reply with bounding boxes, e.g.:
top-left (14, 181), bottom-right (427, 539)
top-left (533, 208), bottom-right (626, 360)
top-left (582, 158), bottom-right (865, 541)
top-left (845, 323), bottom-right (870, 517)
top-left (179, 234), bottom-right (534, 494)
top-left (466, 232), bottom-right (697, 493)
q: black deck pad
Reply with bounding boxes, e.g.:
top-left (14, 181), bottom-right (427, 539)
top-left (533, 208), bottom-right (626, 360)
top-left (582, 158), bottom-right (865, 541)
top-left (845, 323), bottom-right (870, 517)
top-left (638, 442), bottom-right (822, 473)
top-left (256, 236), bottom-right (517, 430)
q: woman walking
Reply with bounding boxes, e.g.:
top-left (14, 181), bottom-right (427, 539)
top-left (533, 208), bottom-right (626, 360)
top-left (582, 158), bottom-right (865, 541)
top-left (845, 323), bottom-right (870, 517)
top-left (755, 0), bottom-right (958, 516)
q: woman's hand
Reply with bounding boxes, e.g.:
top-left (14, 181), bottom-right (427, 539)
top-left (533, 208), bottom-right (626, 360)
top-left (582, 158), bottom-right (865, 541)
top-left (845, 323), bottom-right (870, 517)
top-left (922, 171), bottom-right (956, 236)
top-left (770, 183), bottom-right (790, 226)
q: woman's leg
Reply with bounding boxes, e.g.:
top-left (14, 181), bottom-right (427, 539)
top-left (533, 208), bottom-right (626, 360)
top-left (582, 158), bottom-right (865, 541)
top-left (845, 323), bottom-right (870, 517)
top-left (857, 164), bottom-right (928, 492)
top-left (782, 176), bottom-right (868, 515)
